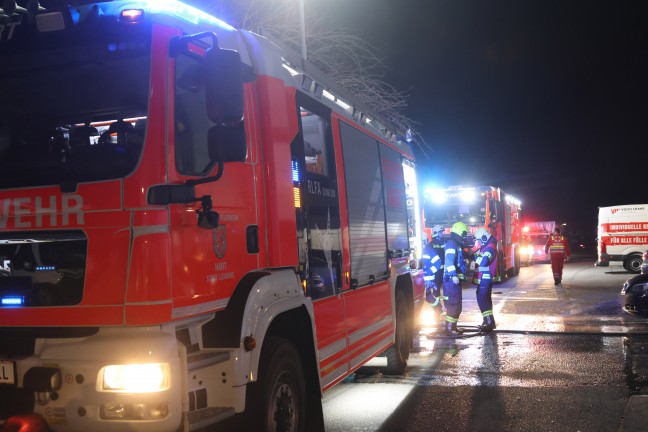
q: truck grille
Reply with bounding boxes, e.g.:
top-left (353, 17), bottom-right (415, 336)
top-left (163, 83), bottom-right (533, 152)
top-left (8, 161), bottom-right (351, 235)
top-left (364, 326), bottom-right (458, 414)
top-left (0, 231), bottom-right (86, 307)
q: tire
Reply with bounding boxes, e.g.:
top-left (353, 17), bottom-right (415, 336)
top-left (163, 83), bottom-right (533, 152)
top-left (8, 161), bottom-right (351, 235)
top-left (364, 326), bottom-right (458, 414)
top-left (626, 255), bottom-right (643, 274)
top-left (247, 336), bottom-right (307, 432)
top-left (382, 291), bottom-right (412, 375)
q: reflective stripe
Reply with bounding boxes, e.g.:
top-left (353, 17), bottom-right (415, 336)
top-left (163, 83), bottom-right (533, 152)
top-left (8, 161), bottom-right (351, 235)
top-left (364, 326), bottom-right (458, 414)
top-left (446, 265), bottom-right (456, 272)
top-left (445, 248), bottom-right (456, 255)
top-left (478, 267), bottom-right (490, 272)
top-left (422, 254), bottom-right (431, 259)
top-left (481, 274), bottom-right (491, 279)
top-left (424, 275), bottom-right (434, 281)
top-left (431, 255), bottom-right (440, 263)
top-left (482, 310), bottom-right (493, 317)
top-left (446, 316), bottom-right (458, 323)
top-left (431, 295), bottom-right (447, 306)
top-left (483, 252), bottom-right (492, 259)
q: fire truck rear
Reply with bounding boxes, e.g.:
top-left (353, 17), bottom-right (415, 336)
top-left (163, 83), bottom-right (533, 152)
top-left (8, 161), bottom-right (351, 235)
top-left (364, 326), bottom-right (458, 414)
top-left (0, 1), bottom-right (425, 431)
top-left (422, 185), bottom-right (522, 281)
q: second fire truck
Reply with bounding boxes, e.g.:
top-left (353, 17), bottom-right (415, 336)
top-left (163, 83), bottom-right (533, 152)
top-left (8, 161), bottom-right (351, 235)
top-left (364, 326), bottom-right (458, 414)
top-left (423, 185), bottom-right (523, 281)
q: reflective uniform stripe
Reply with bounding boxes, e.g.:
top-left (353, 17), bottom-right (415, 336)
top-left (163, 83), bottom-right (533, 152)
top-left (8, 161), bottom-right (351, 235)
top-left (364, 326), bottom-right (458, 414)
top-left (431, 295), bottom-right (448, 306)
top-left (422, 254), bottom-right (431, 259)
top-left (446, 316), bottom-right (458, 323)
top-left (478, 267), bottom-right (490, 272)
top-left (481, 274), bottom-right (491, 279)
top-left (446, 265), bottom-right (456, 272)
top-left (431, 255), bottom-right (440, 263)
top-left (424, 275), bottom-right (434, 281)
top-left (445, 248), bottom-right (456, 255)
top-left (482, 310), bottom-right (493, 317)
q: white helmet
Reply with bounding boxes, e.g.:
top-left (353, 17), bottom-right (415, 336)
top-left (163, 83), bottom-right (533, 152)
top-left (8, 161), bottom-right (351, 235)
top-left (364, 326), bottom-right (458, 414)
top-left (432, 225), bottom-right (444, 238)
top-left (474, 227), bottom-right (491, 244)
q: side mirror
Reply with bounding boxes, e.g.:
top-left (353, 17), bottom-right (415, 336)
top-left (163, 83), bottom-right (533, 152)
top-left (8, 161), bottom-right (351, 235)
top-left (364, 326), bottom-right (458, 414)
top-left (204, 47), bottom-right (244, 124)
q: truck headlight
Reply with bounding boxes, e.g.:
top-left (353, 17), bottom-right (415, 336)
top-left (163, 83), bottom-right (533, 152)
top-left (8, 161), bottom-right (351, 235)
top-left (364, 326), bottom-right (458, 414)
top-left (99, 363), bottom-right (170, 393)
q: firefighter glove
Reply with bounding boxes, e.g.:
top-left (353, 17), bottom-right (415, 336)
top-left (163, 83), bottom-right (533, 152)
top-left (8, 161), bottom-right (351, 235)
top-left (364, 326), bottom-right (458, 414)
top-left (452, 276), bottom-right (460, 285)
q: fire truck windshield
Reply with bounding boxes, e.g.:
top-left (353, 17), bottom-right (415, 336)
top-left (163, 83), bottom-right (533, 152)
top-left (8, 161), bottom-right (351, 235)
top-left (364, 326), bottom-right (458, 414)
top-left (424, 202), bottom-right (487, 226)
top-left (0, 36), bottom-right (151, 189)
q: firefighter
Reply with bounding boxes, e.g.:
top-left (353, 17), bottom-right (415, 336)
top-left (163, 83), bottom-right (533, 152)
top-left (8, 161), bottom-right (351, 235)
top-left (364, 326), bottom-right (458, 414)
top-left (422, 225), bottom-right (445, 315)
top-left (473, 227), bottom-right (497, 332)
top-left (443, 222), bottom-right (468, 336)
top-left (544, 227), bottom-right (571, 285)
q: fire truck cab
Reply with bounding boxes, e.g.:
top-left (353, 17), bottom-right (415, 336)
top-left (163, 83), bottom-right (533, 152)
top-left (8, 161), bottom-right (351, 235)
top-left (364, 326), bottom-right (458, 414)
top-left (0, 1), bottom-right (425, 431)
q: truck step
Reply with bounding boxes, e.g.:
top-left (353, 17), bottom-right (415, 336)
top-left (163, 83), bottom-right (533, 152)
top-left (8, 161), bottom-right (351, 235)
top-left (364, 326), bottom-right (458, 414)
top-left (187, 406), bottom-right (236, 431)
top-left (187, 350), bottom-right (230, 372)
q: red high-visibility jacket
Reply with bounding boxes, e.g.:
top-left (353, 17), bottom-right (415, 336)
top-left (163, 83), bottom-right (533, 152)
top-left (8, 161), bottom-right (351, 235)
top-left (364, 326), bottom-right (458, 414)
top-left (545, 234), bottom-right (570, 257)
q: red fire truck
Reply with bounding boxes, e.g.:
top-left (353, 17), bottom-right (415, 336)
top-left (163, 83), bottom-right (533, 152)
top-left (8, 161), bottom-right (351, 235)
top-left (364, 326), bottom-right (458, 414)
top-left (422, 185), bottom-right (523, 281)
top-left (0, 1), bottom-right (425, 431)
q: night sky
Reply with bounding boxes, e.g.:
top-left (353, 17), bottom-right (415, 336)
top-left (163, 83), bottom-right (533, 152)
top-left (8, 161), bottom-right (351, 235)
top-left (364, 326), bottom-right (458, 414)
top-left (200, 0), bottom-right (648, 242)
top-left (321, 0), bottom-right (648, 242)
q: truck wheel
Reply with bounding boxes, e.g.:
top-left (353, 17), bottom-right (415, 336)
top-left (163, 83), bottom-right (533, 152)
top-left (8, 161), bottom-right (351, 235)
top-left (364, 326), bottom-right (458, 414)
top-left (382, 291), bottom-right (411, 375)
top-left (248, 336), bottom-right (306, 432)
top-left (626, 255), bottom-right (643, 274)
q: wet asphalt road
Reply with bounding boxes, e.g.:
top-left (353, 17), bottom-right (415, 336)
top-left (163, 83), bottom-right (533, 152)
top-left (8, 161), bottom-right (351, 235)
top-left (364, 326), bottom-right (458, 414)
top-left (322, 256), bottom-right (648, 432)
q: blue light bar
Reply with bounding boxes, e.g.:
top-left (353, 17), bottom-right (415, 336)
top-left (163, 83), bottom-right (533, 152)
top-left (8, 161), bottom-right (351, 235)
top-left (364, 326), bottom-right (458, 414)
top-left (2, 296), bottom-right (24, 306)
top-left (292, 160), bottom-right (300, 182)
top-left (144, 0), bottom-right (235, 29)
top-left (36, 266), bottom-right (56, 271)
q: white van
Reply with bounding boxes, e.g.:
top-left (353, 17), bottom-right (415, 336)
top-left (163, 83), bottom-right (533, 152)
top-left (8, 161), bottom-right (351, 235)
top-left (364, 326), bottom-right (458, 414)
top-left (596, 204), bottom-right (648, 273)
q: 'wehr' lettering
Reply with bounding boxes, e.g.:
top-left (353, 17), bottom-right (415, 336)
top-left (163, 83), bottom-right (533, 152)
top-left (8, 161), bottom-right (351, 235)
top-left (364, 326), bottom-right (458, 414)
top-left (0, 195), bottom-right (85, 228)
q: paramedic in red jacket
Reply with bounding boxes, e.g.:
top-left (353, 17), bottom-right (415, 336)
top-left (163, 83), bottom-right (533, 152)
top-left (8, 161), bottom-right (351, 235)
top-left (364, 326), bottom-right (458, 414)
top-left (544, 227), bottom-right (571, 285)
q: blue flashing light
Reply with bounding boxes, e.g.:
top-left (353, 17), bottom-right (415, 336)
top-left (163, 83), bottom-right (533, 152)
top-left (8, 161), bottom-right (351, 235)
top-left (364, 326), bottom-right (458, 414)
top-left (2, 296), bottom-right (24, 306)
top-left (36, 266), bottom-right (56, 271)
top-left (461, 189), bottom-right (476, 203)
top-left (144, 0), bottom-right (235, 29)
top-left (292, 160), bottom-right (300, 182)
top-left (425, 188), bottom-right (446, 204)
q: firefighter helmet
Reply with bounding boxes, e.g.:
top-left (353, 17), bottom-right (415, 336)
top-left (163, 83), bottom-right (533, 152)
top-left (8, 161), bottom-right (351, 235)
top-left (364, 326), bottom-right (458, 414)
top-left (474, 227), bottom-right (491, 244)
top-left (432, 225), bottom-right (444, 238)
top-left (451, 222), bottom-right (468, 238)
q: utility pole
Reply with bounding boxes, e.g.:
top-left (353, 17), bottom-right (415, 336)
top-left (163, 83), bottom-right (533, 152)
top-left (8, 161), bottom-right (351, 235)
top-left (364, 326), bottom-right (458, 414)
top-left (298, 0), bottom-right (307, 61)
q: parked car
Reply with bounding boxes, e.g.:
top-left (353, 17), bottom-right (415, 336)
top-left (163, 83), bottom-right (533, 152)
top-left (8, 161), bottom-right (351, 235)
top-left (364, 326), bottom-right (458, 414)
top-left (620, 251), bottom-right (648, 315)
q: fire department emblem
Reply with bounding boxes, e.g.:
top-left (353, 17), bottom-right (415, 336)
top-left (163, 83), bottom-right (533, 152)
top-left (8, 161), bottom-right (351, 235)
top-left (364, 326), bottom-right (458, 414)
top-left (213, 225), bottom-right (226, 258)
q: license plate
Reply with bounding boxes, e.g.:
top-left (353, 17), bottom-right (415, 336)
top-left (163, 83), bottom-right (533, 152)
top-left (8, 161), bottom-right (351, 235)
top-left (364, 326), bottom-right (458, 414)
top-left (0, 361), bottom-right (16, 385)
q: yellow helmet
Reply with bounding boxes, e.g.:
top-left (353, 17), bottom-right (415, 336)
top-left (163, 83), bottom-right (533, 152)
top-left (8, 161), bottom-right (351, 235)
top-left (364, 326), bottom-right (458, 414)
top-left (451, 222), bottom-right (468, 238)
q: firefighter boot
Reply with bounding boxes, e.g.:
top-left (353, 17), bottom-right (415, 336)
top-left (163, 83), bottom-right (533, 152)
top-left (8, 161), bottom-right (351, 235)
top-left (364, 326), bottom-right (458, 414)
top-left (478, 315), bottom-right (496, 333)
top-left (445, 320), bottom-right (463, 336)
